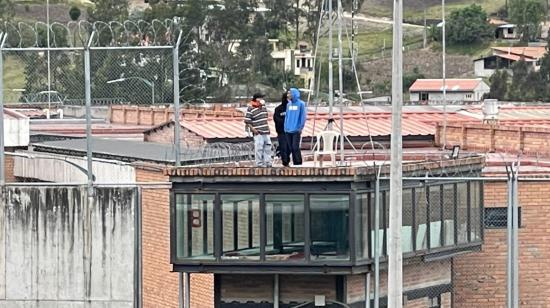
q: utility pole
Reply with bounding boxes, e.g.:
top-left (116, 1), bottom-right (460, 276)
top-left (328, 0), bottom-right (334, 122)
top-left (0, 33), bottom-right (5, 186)
top-left (337, 0), bottom-right (345, 164)
top-left (388, 0), bottom-right (403, 306)
top-left (441, 0), bottom-right (447, 149)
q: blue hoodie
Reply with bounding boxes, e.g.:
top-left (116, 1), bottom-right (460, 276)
top-left (284, 88), bottom-right (307, 133)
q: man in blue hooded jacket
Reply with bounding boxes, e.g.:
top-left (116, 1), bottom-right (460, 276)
top-left (284, 88), bottom-right (307, 166)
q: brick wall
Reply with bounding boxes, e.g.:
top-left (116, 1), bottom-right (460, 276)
top-left (436, 123), bottom-right (550, 156)
top-left (136, 166), bottom-right (214, 308)
top-left (219, 274), bottom-right (337, 304)
top-left (347, 260), bottom-right (451, 305)
top-left (110, 105), bottom-right (243, 126)
top-left (144, 124), bottom-right (206, 147)
top-left (453, 181), bottom-right (550, 307)
top-left (4, 154), bottom-right (15, 183)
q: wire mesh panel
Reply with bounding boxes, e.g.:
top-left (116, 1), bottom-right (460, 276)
top-left (90, 48), bottom-right (174, 106)
top-left (2, 49), bottom-right (85, 105)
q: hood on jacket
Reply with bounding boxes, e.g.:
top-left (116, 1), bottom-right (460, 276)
top-left (281, 92), bottom-right (289, 107)
top-left (289, 88), bottom-right (301, 103)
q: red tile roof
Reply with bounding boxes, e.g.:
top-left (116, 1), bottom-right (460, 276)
top-left (4, 108), bottom-right (27, 119)
top-left (409, 79), bottom-right (483, 92)
top-left (180, 116), bottom-right (435, 139)
top-left (492, 46), bottom-right (547, 60)
top-left (496, 53), bottom-right (522, 61)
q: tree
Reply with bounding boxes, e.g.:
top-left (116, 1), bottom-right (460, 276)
top-left (508, 60), bottom-right (532, 100)
top-left (446, 4), bottom-right (492, 45)
top-left (488, 70), bottom-right (510, 100)
top-left (87, 0), bottom-right (128, 23)
top-left (0, 0), bottom-right (14, 24)
top-left (69, 6), bottom-right (81, 21)
top-left (510, 0), bottom-right (545, 42)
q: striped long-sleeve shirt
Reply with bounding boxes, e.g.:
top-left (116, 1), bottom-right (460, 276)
top-left (244, 102), bottom-right (270, 135)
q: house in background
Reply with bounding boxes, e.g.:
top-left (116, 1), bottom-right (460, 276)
top-left (489, 19), bottom-right (519, 40)
top-left (474, 46), bottom-right (547, 77)
top-left (409, 79), bottom-right (490, 103)
top-left (270, 39), bottom-right (315, 88)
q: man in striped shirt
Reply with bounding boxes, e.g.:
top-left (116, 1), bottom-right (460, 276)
top-left (244, 93), bottom-right (272, 167)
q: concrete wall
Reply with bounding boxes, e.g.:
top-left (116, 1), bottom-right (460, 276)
top-left (13, 153), bottom-right (136, 184)
top-left (0, 186), bottom-right (137, 307)
top-left (4, 115), bottom-right (30, 147)
top-left (62, 106), bottom-right (110, 120)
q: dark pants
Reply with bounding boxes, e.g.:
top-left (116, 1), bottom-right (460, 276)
top-left (277, 133), bottom-right (290, 166)
top-left (285, 132), bottom-right (302, 165)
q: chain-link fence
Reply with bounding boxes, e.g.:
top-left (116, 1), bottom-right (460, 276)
top-left (2, 47), bottom-right (174, 106)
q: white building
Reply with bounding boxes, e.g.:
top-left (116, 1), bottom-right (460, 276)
top-left (409, 79), bottom-right (490, 103)
top-left (3, 109), bottom-right (29, 147)
top-left (474, 46), bottom-right (547, 78)
top-left (270, 39), bottom-right (315, 88)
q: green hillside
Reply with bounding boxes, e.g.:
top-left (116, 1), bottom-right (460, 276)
top-left (362, 0), bottom-right (506, 22)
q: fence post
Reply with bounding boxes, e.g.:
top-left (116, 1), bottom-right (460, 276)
top-left (0, 33), bottom-right (6, 186)
top-left (512, 164), bottom-right (520, 308)
top-left (173, 31), bottom-right (183, 167)
top-left (374, 175), bottom-right (380, 308)
top-left (506, 164), bottom-right (515, 308)
top-left (84, 31), bottom-right (96, 305)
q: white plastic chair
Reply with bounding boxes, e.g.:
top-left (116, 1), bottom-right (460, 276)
top-left (313, 130), bottom-right (340, 167)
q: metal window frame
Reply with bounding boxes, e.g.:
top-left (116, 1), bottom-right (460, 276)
top-left (308, 193), bottom-right (352, 263)
top-left (219, 194), bottom-right (261, 261)
top-left (171, 193), bottom-right (217, 263)
top-left (169, 178), bottom-right (485, 269)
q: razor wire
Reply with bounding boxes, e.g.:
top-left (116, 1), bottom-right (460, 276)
top-left (179, 141), bottom-right (255, 166)
top-left (1, 19), bottom-right (179, 48)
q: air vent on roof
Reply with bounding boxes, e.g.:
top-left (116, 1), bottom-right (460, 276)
top-left (482, 99), bottom-right (499, 123)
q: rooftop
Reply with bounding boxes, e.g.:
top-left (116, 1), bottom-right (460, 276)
top-left (492, 46), bottom-right (547, 59)
top-left (166, 155), bottom-right (485, 179)
top-left (32, 138), bottom-right (252, 165)
top-left (409, 79), bottom-right (485, 92)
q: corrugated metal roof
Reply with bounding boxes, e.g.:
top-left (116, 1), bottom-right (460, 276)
top-left (30, 120), bottom-right (152, 137)
top-left (496, 53), bottom-right (522, 61)
top-left (466, 105), bottom-right (550, 121)
top-left (492, 46), bottom-right (546, 59)
top-left (409, 79), bottom-right (483, 92)
top-left (181, 116), bottom-right (435, 139)
top-left (32, 138), bottom-right (251, 164)
top-left (4, 108), bottom-right (27, 119)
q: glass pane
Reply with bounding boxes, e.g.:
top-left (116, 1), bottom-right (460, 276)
top-left (470, 181), bottom-right (482, 242)
top-left (265, 195), bottom-right (305, 261)
top-left (176, 194), bottom-right (187, 259)
top-left (310, 195), bottom-right (349, 260)
top-left (402, 189), bottom-right (413, 253)
top-left (356, 193), bottom-right (369, 260)
top-left (443, 184), bottom-right (456, 246)
top-left (175, 194), bottom-right (215, 260)
top-left (415, 186), bottom-right (428, 250)
top-left (457, 183), bottom-right (469, 244)
top-left (221, 194), bottom-right (260, 260)
top-left (429, 186), bottom-right (442, 249)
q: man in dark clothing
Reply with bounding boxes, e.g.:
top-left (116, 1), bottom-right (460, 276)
top-left (273, 92), bottom-right (290, 166)
top-left (244, 93), bottom-right (272, 167)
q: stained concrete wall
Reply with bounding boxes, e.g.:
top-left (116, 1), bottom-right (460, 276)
top-left (0, 186), bottom-right (137, 307)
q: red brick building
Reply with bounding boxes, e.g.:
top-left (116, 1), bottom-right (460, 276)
top-left (439, 121), bottom-right (550, 307)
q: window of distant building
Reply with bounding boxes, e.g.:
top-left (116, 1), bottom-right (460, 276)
top-left (484, 207), bottom-right (522, 229)
top-left (466, 93), bottom-right (473, 99)
top-left (429, 295), bottom-right (441, 308)
top-left (420, 92), bottom-right (429, 101)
